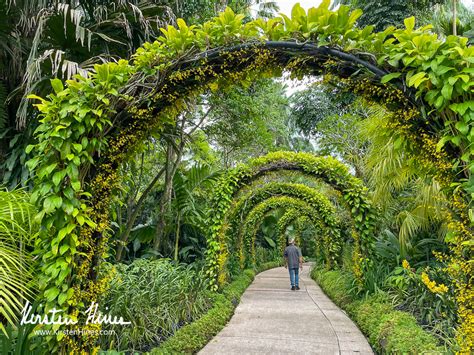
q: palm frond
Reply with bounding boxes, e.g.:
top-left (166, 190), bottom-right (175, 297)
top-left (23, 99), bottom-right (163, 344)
top-left (0, 188), bottom-right (37, 334)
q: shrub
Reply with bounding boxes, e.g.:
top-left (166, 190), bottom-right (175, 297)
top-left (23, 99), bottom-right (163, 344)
top-left (385, 262), bottom-right (457, 345)
top-left (312, 266), bottom-right (443, 353)
top-left (310, 267), bottom-right (354, 307)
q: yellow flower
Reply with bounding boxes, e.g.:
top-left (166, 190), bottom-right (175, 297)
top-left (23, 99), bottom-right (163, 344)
top-left (421, 272), bottom-right (448, 294)
top-left (402, 259), bottom-right (410, 270)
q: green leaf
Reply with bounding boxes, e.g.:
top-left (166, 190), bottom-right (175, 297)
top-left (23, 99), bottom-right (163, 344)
top-left (291, 3), bottom-right (306, 19)
top-left (50, 78), bottom-right (64, 94)
top-left (381, 72), bottom-right (401, 83)
top-left (449, 101), bottom-right (474, 115)
top-left (72, 143), bottom-right (83, 153)
top-left (71, 180), bottom-right (81, 192)
top-left (76, 215), bottom-right (85, 226)
top-left (455, 121), bottom-right (469, 135)
top-left (26, 94), bottom-right (46, 102)
top-left (58, 292), bottom-right (68, 306)
top-left (408, 72), bottom-right (427, 88)
top-left (441, 84), bottom-right (453, 100)
top-left (44, 195), bottom-right (63, 212)
top-left (59, 245), bottom-right (70, 255)
top-left (44, 286), bottom-right (60, 302)
top-left (25, 144), bottom-right (35, 154)
top-left (404, 17), bottom-right (415, 31)
top-left (52, 172), bottom-right (63, 186)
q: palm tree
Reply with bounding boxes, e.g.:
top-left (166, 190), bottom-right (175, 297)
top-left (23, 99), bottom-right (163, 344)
top-left (171, 164), bottom-right (221, 261)
top-left (361, 111), bottom-right (449, 256)
top-left (429, 1), bottom-right (473, 42)
top-left (254, 0), bottom-right (279, 19)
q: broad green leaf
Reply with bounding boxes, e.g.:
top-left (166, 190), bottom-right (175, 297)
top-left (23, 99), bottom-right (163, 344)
top-left (50, 78), bottom-right (64, 94)
top-left (44, 287), bottom-right (60, 302)
top-left (381, 72), bottom-right (401, 83)
top-left (441, 84), bottom-right (453, 100)
top-left (404, 17), bottom-right (415, 31)
top-left (408, 72), bottom-right (427, 88)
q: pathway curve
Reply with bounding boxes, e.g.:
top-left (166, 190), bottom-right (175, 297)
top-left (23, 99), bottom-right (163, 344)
top-left (199, 264), bottom-right (373, 354)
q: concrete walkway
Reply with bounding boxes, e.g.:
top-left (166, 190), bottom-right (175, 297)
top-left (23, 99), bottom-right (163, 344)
top-left (199, 264), bottom-right (373, 354)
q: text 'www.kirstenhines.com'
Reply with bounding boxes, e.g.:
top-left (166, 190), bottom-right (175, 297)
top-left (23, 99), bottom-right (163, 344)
top-left (33, 329), bottom-right (116, 336)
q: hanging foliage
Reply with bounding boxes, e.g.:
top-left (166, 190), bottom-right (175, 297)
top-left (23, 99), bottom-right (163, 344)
top-left (276, 208), bottom-right (324, 255)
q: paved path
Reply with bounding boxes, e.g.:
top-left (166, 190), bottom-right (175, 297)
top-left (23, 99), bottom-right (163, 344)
top-left (200, 264), bottom-right (373, 354)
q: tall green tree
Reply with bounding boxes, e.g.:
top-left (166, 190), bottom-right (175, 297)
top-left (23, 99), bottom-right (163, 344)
top-left (203, 78), bottom-right (292, 167)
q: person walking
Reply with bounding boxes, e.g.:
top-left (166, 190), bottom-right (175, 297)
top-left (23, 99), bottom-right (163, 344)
top-left (284, 238), bottom-right (303, 290)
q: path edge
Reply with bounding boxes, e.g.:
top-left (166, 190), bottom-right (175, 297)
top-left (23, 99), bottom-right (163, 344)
top-left (149, 261), bottom-right (281, 355)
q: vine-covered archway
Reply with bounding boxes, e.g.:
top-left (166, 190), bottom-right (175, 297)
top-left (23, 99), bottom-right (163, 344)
top-left (206, 153), bottom-right (374, 288)
top-left (238, 188), bottom-right (339, 265)
top-left (26, 1), bottom-right (473, 351)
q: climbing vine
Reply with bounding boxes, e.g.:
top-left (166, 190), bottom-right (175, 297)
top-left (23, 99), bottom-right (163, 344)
top-left (26, 1), bottom-right (473, 351)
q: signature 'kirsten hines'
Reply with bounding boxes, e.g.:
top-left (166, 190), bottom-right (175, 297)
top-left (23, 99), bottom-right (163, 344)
top-left (21, 301), bottom-right (131, 325)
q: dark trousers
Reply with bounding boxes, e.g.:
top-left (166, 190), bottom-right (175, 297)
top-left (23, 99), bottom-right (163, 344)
top-left (289, 267), bottom-right (299, 287)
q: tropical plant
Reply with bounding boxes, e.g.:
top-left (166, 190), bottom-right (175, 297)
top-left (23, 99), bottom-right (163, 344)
top-left (386, 261), bottom-right (457, 345)
top-left (170, 164), bottom-right (221, 261)
top-left (0, 188), bottom-right (38, 335)
top-left (332, 0), bottom-right (446, 31)
top-left (0, 0), bottom-right (236, 188)
top-left (0, 316), bottom-right (44, 355)
top-left (419, 1), bottom-right (474, 42)
top-left (98, 259), bottom-right (212, 352)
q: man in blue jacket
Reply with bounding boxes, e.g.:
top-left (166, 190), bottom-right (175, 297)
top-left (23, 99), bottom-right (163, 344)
top-left (284, 238), bottom-right (303, 290)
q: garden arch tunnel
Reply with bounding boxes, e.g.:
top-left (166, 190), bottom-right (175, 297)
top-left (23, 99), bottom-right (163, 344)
top-left (206, 154), bottom-right (375, 288)
top-left (234, 190), bottom-right (340, 269)
top-left (226, 196), bottom-right (330, 269)
top-left (27, 2), bottom-right (473, 351)
top-left (241, 197), bottom-right (337, 267)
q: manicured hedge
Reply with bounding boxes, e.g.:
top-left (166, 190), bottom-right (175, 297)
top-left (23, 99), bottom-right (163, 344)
top-left (150, 261), bottom-right (281, 354)
top-left (311, 267), bottom-right (443, 354)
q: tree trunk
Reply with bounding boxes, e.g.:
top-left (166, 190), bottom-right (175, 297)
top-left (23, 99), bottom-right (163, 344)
top-left (115, 166), bottom-right (166, 261)
top-left (153, 138), bottom-right (185, 252)
top-left (174, 213), bottom-right (181, 261)
top-left (153, 144), bottom-right (175, 252)
top-left (453, 0), bottom-right (457, 36)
